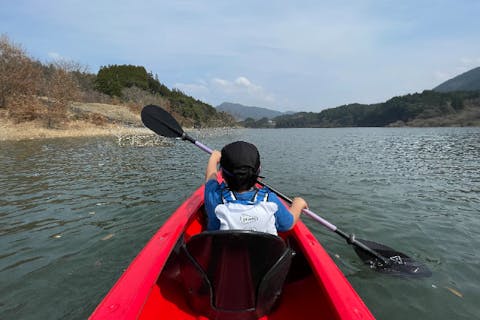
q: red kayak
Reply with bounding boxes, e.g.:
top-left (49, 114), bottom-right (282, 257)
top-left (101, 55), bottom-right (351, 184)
top-left (90, 179), bottom-right (375, 320)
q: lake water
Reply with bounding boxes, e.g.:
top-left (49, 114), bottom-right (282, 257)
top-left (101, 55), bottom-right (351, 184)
top-left (1, 127), bottom-right (479, 319)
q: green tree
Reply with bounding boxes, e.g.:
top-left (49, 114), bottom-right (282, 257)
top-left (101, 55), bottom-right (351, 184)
top-left (95, 65), bottom-right (149, 97)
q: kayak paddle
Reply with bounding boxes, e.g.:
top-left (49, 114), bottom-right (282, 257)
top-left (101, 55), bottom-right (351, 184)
top-left (141, 104), bottom-right (432, 277)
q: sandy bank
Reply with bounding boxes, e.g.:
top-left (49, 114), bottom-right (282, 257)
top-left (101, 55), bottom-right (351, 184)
top-left (0, 119), bottom-right (152, 142)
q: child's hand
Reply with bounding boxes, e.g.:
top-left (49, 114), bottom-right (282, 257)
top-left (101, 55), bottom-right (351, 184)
top-left (210, 150), bottom-right (221, 163)
top-left (292, 197), bottom-right (308, 210)
top-left (288, 197), bottom-right (308, 226)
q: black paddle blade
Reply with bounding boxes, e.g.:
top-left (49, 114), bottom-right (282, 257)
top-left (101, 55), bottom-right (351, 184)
top-left (354, 239), bottom-right (432, 277)
top-left (141, 105), bottom-right (184, 138)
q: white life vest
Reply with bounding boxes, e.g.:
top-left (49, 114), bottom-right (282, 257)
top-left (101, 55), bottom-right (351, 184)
top-left (214, 188), bottom-right (279, 235)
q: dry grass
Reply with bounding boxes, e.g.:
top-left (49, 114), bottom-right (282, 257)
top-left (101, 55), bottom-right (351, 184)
top-left (0, 117), bottom-right (151, 141)
top-left (70, 102), bottom-right (141, 124)
top-left (0, 100), bottom-right (156, 141)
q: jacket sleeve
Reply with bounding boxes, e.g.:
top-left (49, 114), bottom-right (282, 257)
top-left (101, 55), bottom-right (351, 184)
top-left (268, 192), bottom-right (294, 231)
top-left (204, 179), bottom-right (222, 230)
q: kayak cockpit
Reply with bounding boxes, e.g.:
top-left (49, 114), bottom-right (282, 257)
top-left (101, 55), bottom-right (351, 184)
top-left (137, 206), bottom-right (338, 320)
top-left (179, 230), bottom-right (294, 320)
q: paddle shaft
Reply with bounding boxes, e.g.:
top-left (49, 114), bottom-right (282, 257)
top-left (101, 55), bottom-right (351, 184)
top-left (180, 132), bottom-right (390, 264)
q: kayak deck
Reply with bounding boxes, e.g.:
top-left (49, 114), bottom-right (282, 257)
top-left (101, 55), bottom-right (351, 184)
top-left (90, 184), bottom-right (374, 320)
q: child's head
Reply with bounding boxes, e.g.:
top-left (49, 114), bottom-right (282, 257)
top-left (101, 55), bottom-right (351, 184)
top-left (220, 141), bottom-right (261, 191)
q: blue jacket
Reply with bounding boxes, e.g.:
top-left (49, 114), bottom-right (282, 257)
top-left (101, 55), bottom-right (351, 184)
top-left (204, 180), bottom-right (294, 234)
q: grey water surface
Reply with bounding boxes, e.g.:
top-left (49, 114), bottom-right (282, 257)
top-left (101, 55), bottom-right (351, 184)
top-left (1, 127), bottom-right (479, 319)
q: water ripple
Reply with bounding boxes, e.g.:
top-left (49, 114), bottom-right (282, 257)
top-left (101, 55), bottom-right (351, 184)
top-left (1, 129), bottom-right (480, 320)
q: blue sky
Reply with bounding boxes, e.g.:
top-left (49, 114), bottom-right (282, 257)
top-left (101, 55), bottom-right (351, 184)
top-left (1, 0), bottom-right (479, 111)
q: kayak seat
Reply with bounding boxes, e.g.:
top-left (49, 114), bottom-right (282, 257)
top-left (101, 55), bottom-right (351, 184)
top-left (179, 230), bottom-right (293, 320)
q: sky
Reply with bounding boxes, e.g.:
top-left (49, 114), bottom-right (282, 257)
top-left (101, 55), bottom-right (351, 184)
top-left (1, 0), bottom-right (480, 112)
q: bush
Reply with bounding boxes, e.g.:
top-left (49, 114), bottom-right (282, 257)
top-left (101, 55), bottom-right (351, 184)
top-left (1, 35), bottom-right (81, 127)
top-left (0, 34), bottom-right (41, 112)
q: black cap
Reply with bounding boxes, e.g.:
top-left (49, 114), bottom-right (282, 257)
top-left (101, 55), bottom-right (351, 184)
top-left (220, 141), bottom-right (260, 175)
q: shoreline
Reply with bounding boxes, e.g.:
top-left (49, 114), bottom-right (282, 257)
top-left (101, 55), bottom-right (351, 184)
top-left (0, 119), bottom-right (153, 142)
top-left (3, 117), bottom-right (478, 143)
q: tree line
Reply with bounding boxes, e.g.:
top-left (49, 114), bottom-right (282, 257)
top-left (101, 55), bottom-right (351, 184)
top-left (245, 90), bottom-right (480, 128)
top-left (0, 35), bottom-right (234, 128)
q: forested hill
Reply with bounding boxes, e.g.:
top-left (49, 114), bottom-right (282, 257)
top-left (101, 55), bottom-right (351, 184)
top-left (434, 67), bottom-right (480, 92)
top-left (271, 90), bottom-right (480, 128)
top-left (94, 65), bottom-right (235, 127)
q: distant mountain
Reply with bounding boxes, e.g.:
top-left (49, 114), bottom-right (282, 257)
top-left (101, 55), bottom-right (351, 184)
top-left (216, 102), bottom-right (285, 120)
top-left (434, 66), bottom-right (480, 92)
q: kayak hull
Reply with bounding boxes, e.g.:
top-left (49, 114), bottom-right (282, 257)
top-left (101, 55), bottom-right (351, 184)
top-left (90, 183), bottom-right (375, 320)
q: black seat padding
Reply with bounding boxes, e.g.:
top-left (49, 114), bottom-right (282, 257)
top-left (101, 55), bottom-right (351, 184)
top-left (179, 230), bottom-right (293, 320)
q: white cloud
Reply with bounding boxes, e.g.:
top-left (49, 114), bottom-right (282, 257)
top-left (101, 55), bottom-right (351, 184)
top-left (174, 76), bottom-right (276, 107)
top-left (212, 78), bottom-right (231, 90)
top-left (235, 76), bottom-right (252, 87)
top-left (212, 76), bottom-right (275, 104)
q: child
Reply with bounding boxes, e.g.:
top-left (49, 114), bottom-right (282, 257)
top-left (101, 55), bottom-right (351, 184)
top-left (204, 141), bottom-right (308, 235)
